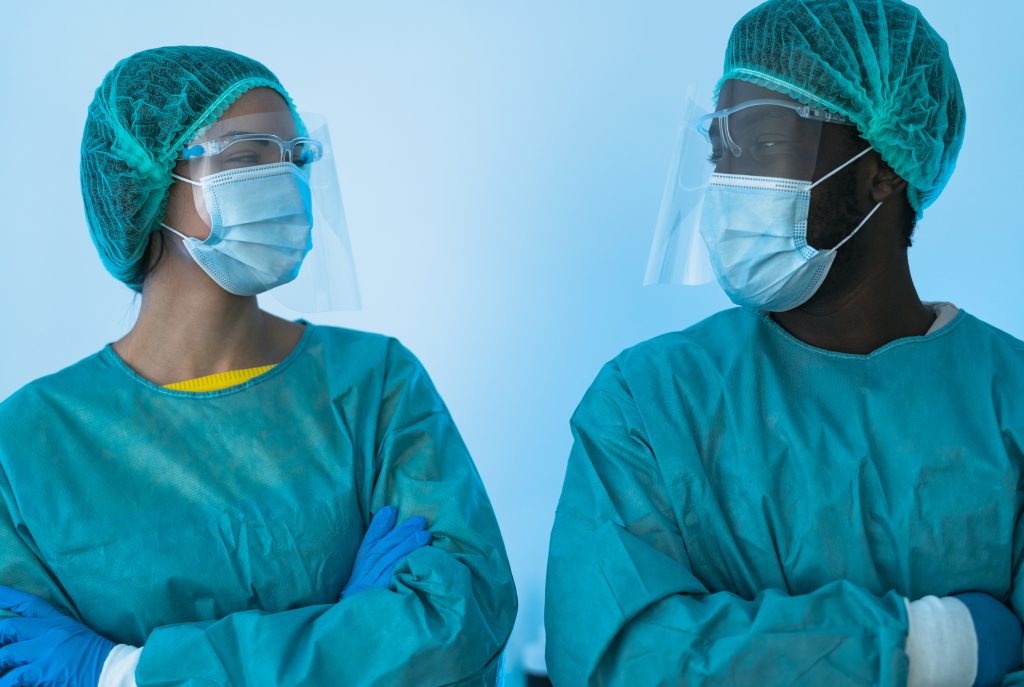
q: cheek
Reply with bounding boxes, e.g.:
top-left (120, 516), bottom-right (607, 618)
top-left (163, 181), bottom-right (211, 240)
top-left (805, 188), bottom-right (834, 249)
top-left (806, 185), bottom-right (862, 250)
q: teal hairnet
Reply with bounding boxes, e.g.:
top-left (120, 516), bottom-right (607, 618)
top-left (80, 46), bottom-right (299, 290)
top-left (716, 0), bottom-right (966, 220)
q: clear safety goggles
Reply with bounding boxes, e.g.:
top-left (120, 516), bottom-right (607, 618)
top-left (177, 110), bottom-right (360, 312)
top-left (695, 98), bottom-right (852, 159)
top-left (181, 133), bottom-right (324, 169)
top-left (645, 84), bottom-right (852, 286)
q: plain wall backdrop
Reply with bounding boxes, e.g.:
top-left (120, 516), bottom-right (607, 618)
top-left (1, 1), bottom-right (1020, 680)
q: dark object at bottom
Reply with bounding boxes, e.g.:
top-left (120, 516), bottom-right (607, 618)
top-left (526, 673), bottom-right (553, 687)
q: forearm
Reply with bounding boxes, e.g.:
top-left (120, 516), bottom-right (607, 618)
top-left (551, 578), bottom-right (911, 686)
top-left (547, 507), bottom-right (912, 687)
top-left (135, 547), bottom-right (515, 687)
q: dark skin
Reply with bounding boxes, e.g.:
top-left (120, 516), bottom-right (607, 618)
top-left (714, 81), bottom-right (934, 355)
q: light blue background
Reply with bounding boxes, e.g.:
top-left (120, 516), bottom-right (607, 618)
top-left (1, 1), bottom-right (1020, 680)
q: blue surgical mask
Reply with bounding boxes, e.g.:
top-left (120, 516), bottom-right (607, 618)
top-left (161, 162), bottom-right (314, 296)
top-left (698, 147), bottom-right (882, 312)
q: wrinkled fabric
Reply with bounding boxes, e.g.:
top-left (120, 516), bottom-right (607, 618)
top-left (81, 46), bottom-right (298, 290)
top-left (718, 0), bottom-right (966, 220)
top-left (546, 307), bottom-right (1024, 686)
top-left (0, 324), bottom-right (516, 686)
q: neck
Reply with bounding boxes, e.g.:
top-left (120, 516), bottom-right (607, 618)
top-left (770, 249), bottom-right (934, 355)
top-left (112, 257), bottom-right (303, 385)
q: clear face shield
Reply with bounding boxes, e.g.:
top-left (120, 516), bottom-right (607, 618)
top-left (179, 110), bottom-right (360, 312)
top-left (645, 82), bottom-right (848, 287)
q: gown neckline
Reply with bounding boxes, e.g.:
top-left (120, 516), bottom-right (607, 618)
top-left (753, 307), bottom-right (968, 361)
top-left (98, 320), bottom-right (315, 399)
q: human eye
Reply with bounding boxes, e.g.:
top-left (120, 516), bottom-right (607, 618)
top-left (219, 139), bottom-right (273, 168)
top-left (750, 136), bottom-right (801, 157)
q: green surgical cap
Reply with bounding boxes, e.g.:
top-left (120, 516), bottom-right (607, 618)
top-left (80, 46), bottom-right (297, 290)
top-left (717, 0), bottom-right (966, 220)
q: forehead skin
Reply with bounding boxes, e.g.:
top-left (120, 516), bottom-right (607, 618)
top-left (221, 87), bottom-right (291, 118)
top-left (195, 87), bottom-right (298, 142)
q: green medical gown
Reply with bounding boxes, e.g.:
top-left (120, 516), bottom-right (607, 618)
top-left (546, 308), bottom-right (1024, 686)
top-left (0, 323), bottom-right (517, 686)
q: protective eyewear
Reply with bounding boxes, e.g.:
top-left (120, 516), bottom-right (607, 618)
top-left (696, 98), bottom-right (853, 159)
top-left (181, 133), bottom-right (324, 171)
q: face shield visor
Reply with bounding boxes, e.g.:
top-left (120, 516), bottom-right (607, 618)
top-left (644, 84), bottom-right (850, 287)
top-left (178, 110), bottom-right (360, 312)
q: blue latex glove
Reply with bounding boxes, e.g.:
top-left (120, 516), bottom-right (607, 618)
top-left (954, 592), bottom-right (1024, 687)
top-left (0, 585), bottom-right (115, 687)
top-left (341, 505), bottom-right (432, 600)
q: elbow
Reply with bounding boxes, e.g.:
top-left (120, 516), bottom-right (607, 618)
top-left (395, 547), bottom-right (518, 674)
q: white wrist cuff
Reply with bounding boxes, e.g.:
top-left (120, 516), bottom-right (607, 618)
top-left (904, 596), bottom-right (977, 687)
top-left (98, 644), bottom-right (142, 687)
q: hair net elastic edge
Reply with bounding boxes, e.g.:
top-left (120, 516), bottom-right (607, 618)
top-left (176, 78), bottom-right (300, 158)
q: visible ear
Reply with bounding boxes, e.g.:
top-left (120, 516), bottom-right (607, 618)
top-left (869, 154), bottom-right (909, 203)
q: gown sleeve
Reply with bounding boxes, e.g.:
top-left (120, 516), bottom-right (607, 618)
top-left (545, 360), bottom-right (912, 686)
top-left (0, 468), bottom-right (74, 618)
top-left (998, 415), bottom-right (1024, 687)
top-left (135, 340), bottom-right (518, 686)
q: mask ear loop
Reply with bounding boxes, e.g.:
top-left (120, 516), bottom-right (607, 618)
top-left (808, 146), bottom-right (873, 189)
top-left (160, 173), bottom-right (204, 240)
top-left (159, 223), bottom-right (189, 241)
top-left (808, 146), bottom-right (884, 251)
top-left (832, 201), bottom-right (884, 251)
top-left (170, 173), bottom-right (201, 187)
